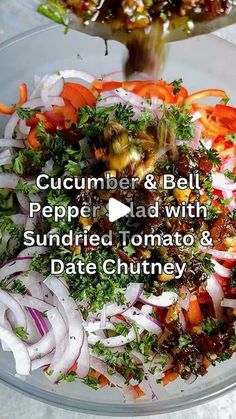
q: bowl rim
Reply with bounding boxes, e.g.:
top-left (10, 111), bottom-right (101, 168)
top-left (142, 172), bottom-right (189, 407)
top-left (0, 23), bottom-right (236, 416)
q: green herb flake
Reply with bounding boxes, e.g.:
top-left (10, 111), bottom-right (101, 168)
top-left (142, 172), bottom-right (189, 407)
top-left (14, 327), bottom-right (28, 340)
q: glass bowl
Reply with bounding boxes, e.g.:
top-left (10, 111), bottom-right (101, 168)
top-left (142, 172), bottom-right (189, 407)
top-left (0, 24), bottom-right (235, 415)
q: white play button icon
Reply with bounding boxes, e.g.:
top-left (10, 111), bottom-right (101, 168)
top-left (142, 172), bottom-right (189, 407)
top-left (108, 198), bottom-right (131, 222)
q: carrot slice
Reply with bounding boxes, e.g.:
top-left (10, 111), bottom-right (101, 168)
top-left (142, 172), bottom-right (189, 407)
top-left (162, 371), bottom-right (179, 386)
top-left (88, 370), bottom-right (101, 379)
top-left (188, 298), bottom-right (203, 326)
top-left (99, 375), bottom-right (110, 388)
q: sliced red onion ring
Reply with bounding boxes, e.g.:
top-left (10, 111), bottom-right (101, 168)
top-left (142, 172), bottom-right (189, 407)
top-left (84, 321), bottom-right (115, 333)
top-left (123, 307), bottom-right (162, 335)
top-left (212, 259), bottom-right (231, 278)
top-left (0, 258), bottom-right (32, 281)
top-left (46, 307), bottom-right (67, 367)
top-left (32, 354), bottom-right (54, 371)
top-left (178, 310), bottom-right (186, 331)
top-left (0, 291), bottom-right (27, 329)
top-left (49, 78), bottom-right (64, 97)
top-left (25, 310), bottom-right (42, 344)
top-left (212, 173), bottom-right (236, 191)
top-left (44, 276), bottom-right (84, 382)
top-left (12, 294), bottom-right (53, 313)
top-left (0, 325), bottom-right (31, 375)
top-left (221, 156), bottom-right (236, 172)
top-left (0, 149), bottom-right (13, 166)
top-left (102, 71), bottom-right (123, 81)
top-left (206, 275), bottom-right (224, 319)
top-left (76, 331), bottom-right (90, 379)
top-left (10, 214), bottom-right (27, 227)
top-left (90, 283), bottom-right (143, 320)
top-left (0, 173), bottom-right (21, 189)
top-left (178, 286), bottom-right (191, 311)
top-left (115, 88), bottom-right (150, 109)
top-left (41, 70), bottom-right (95, 111)
top-left (30, 74), bottom-right (49, 99)
top-left (139, 291), bottom-right (178, 307)
top-left (41, 283), bottom-right (53, 305)
top-left (27, 308), bottom-right (49, 336)
top-left (0, 302), bottom-right (12, 351)
top-left (0, 139), bottom-right (24, 148)
top-left (222, 190), bottom-right (236, 211)
top-left (221, 298), bottom-right (236, 309)
top-left (16, 192), bottom-right (29, 214)
top-left (19, 119), bottom-right (30, 136)
top-left (189, 121), bottom-right (202, 149)
top-left (17, 246), bottom-right (48, 258)
top-left (88, 325), bottom-right (144, 347)
top-left (201, 248), bottom-right (236, 260)
top-left (28, 328), bottom-right (55, 360)
top-left (90, 355), bottom-right (126, 387)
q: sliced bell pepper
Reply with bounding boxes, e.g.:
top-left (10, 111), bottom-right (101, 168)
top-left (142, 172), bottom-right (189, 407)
top-left (187, 89), bottom-right (227, 105)
top-left (162, 371), bottom-right (179, 386)
top-left (65, 82), bottom-right (96, 106)
top-left (0, 83), bottom-right (28, 115)
top-left (62, 84), bottom-right (87, 109)
top-left (92, 80), bottom-right (122, 92)
top-left (187, 298), bottom-right (203, 326)
top-left (27, 127), bottom-right (41, 149)
top-left (44, 99), bottom-right (77, 129)
top-left (135, 83), bottom-right (174, 103)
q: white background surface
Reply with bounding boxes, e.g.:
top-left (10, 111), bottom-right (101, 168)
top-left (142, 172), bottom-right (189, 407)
top-left (0, 1), bottom-right (235, 418)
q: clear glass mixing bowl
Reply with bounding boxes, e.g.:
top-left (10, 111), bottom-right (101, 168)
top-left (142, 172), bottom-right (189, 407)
top-left (0, 24), bottom-right (235, 415)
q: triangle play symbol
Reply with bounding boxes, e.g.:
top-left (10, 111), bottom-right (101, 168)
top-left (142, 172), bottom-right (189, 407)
top-left (108, 198), bottom-right (131, 222)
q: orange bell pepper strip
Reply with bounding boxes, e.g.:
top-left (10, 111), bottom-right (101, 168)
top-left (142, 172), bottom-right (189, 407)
top-left (175, 86), bottom-right (188, 107)
top-left (212, 104), bottom-right (236, 120)
top-left (203, 357), bottom-right (211, 369)
top-left (44, 100), bottom-right (77, 129)
top-left (62, 84), bottom-right (87, 109)
top-left (186, 89), bottom-right (227, 105)
top-left (65, 82), bottom-right (96, 106)
top-left (27, 127), bottom-right (41, 150)
top-left (162, 371), bottom-right (179, 386)
top-left (92, 80), bottom-right (122, 92)
top-left (0, 83), bottom-right (28, 115)
top-left (133, 384), bottom-right (145, 398)
top-left (187, 297), bottom-right (203, 326)
top-left (135, 83), bottom-right (174, 103)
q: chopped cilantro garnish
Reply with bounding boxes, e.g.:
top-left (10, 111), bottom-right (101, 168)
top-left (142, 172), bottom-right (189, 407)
top-left (200, 318), bottom-right (224, 335)
top-left (178, 333), bottom-right (192, 349)
top-left (220, 97), bottom-right (230, 105)
top-left (223, 169), bottom-right (236, 182)
top-left (16, 107), bottom-right (37, 120)
top-left (170, 78), bottom-right (183, 95)
top-left (82, 375), bottom-right (99, 390)
top-left (11, 279), bottom-right (26, 294)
